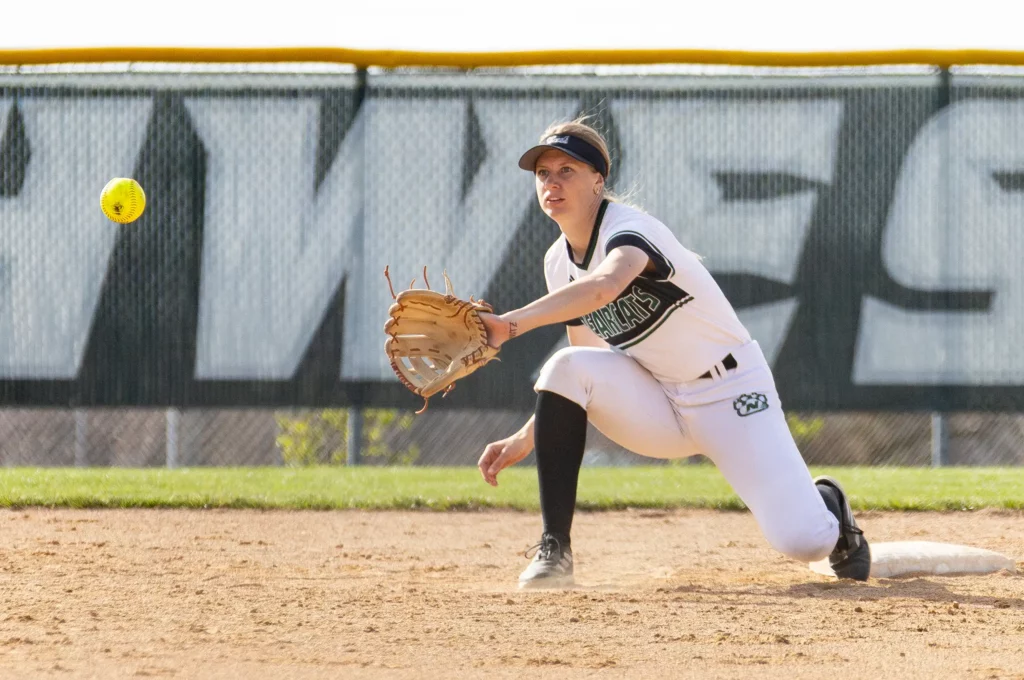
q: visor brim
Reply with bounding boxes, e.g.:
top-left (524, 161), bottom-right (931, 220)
top-left (517, 145), bottom-right (600, 174)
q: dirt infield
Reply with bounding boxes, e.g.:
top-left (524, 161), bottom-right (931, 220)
top-left (1, 508), bottom-right (1023, 679)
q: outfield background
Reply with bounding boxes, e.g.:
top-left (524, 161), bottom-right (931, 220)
top-left (2, 36), bottom-right (1024, 680)
top-left (0, 51), bottom-right (1023, 471)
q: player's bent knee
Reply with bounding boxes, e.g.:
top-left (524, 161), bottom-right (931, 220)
top-left (534, 347), bottom-right (596, 408)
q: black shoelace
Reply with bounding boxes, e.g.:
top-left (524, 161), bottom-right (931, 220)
top-left (523, 535), bottom-right (562, 561)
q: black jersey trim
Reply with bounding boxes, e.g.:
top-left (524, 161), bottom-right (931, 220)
top-left (566, 199), bottom-right (608, 270)
top-left (605, 231), bottom-right (675, 280)
top-left (618, 303), bottom-right (684, 348)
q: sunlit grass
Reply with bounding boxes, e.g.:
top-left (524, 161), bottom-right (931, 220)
top-left (0, 466), bottom-right (1020, 511)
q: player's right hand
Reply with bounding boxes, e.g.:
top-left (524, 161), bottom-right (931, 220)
top-left (478, 433), bottom-right (532, 487)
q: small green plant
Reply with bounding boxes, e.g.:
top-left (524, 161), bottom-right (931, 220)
top-left (787, 413), bottom-right (825, 449)
top-left (275, 413), bottom-right (325, 466)
top-left (275, 409), bottom-right (419, 466)
top-left (360, 409), bottom-right (420, 465)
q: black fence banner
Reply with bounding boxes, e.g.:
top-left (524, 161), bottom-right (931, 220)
top-left (0, 68), bottom-right (1021, 410)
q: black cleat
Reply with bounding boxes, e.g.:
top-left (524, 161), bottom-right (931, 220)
top-left (519, 533), bottom-right (574, 589)
top-left (815, 476), bottom-right (871, 581)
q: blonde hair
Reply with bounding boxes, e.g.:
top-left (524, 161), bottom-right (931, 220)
top-left (539, 116), bottom-right (641, 209)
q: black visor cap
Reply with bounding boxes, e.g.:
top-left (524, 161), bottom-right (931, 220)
top-left (518, 134), bottom-right (608, 178)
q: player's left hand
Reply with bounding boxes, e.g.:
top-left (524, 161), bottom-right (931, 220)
top-left (383, 267), bottom-right (499, 413)
top-left (479, 313), bottom-right (514, 349)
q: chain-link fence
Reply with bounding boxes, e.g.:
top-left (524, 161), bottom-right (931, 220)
top-left (1, 408), bottom-right (1022, 467)
top-left (1, 62), bottom-right (1023, 467)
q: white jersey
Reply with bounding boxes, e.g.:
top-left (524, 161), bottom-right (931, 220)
top-left (543, 200), bottom-right (752, 384)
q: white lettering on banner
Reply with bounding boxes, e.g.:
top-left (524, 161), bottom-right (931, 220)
top-left (0, 97), bottom-right (152, 378)
top-left (737, 299), bottom-right (801, 365)
top-left (186, 98), bottom-right (364, 379)
top-left (611, 99), bottom-right (844, 364)
top-left (342, 96), bottom-right (578, 380)
top-left (854, 100), bottom-right (1024, 384)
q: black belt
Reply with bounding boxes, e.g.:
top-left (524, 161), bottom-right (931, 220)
top-left (698, 353), bottom-right (737, 380)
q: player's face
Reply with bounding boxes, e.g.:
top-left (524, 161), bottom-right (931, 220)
top-left (533, 150), bottom-right (603, 221)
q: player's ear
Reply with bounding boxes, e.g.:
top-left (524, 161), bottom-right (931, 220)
top-left (593, 178), bottom-right (603, 196)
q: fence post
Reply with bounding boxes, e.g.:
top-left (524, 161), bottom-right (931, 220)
top-left (73, 410), bottom-right (88, 467)
top-left (933, 68), bottom-right (952, 472)
top-left (931, 412), bottom-right (949, 467)
top-left (166, 408), bottom-right (180, 469)
top-left (344, 70), bottom-right (368, 468)
top-left (347, 408), bottom-right (362, 466)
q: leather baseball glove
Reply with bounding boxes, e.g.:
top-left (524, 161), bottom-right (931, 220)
top-left (384, 266), bottom-right (500, 413)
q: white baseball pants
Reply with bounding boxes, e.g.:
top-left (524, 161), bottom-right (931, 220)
top-left (534, 341), bottom-right (839, 563)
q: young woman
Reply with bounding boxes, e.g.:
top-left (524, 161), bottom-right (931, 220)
top-left (477, 119), bottom-right (870, 589)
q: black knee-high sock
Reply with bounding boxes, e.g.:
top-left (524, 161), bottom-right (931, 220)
top-left (534, 390), bottom-right (588, 544)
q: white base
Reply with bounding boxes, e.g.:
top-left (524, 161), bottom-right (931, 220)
top-left (809, 541), bottom-right (1017, 579)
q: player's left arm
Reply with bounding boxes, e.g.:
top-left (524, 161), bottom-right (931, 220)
top-left (482, 246), bottom-right (649, 348)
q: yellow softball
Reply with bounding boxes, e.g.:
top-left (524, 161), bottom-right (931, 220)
top-left (100, 177), bottom-right (146, 224)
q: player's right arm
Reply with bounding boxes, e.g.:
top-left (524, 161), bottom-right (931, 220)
top-left (478, 416), bottom-right (533, 486)
top-left (478, 240), bottom-right (613, 486)
top-left (477, 324), bottom-right (606, 485)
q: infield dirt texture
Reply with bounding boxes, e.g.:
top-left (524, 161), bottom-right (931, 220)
top-left (1, 508), bottom-right (1022, 679)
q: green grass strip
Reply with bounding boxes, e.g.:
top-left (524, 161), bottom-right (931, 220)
top-left (0, 466), bottom-right (1021, 511)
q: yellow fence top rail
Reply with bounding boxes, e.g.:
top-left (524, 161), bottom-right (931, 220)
top-left (2, 47), bottom-right (1024, 68)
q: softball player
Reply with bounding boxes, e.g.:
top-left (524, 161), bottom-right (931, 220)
top-left (477, 118), bottom-right (870, 589)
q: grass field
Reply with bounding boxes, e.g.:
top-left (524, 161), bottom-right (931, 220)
top-left (0, 465), bottom-right (1021, 511)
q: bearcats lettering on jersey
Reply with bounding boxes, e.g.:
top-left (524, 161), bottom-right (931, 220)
top-left (572, 277), bottom-right (695, 347)
top-left (543, 200), bottom-right (752, 383)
